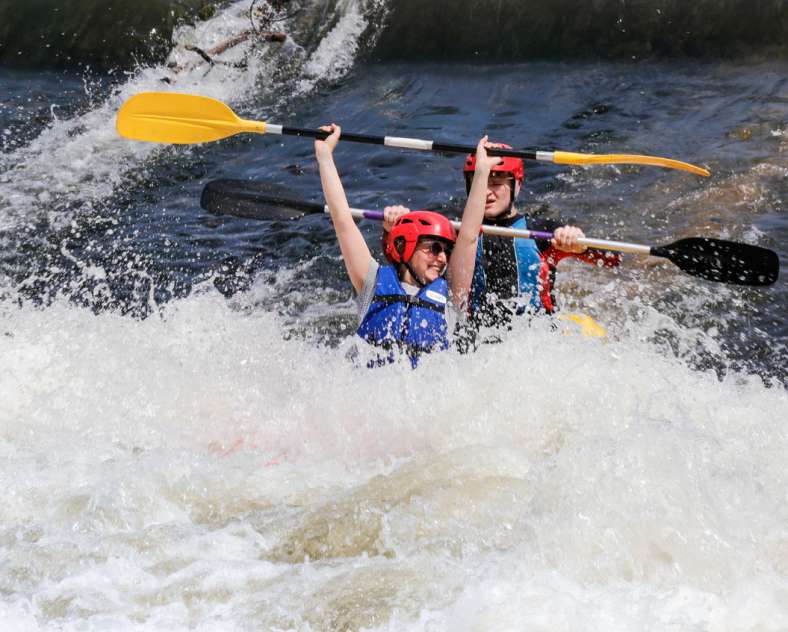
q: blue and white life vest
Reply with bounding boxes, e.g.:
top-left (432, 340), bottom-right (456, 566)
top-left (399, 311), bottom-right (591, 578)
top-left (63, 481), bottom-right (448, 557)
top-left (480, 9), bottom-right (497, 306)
top-left (357, 265), bottom-right (449, 368)
top-left (469, 215), bottom-right (544, 314)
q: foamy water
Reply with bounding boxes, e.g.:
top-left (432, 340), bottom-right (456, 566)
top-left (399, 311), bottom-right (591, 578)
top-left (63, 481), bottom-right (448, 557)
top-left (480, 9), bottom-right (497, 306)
top-left (1, 283), bottom-right (786, 630)
top-left (1, 1), bottom-right (786, 629)
top-left (0, 0), bottom-right (370, 233)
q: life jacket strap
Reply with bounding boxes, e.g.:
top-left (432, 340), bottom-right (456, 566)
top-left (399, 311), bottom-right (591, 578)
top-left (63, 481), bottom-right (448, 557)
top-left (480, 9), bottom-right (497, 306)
top-left (371, 293), bottom-right (445, 313)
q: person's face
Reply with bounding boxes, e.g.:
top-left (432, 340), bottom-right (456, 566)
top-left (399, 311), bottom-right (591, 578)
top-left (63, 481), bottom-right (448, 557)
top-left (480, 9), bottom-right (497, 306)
top-left (409, 238), bottom-right (452, 284)
top-left (484, 174), bottom-right (518, 218)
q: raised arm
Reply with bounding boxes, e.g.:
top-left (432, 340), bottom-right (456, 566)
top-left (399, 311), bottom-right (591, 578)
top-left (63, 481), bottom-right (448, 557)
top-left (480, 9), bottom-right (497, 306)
top-left (315, 124), bottom-right (372, 293)
top-left (448, 136), bottom-right (500, 310)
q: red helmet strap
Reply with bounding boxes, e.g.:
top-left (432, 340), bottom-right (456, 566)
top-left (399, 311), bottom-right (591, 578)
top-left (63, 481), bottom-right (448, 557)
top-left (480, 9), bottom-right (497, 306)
top-left (508, 176), bottom-right (518, 214)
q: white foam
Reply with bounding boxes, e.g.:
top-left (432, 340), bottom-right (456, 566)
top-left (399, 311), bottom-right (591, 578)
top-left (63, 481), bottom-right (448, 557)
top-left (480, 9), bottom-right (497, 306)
top-left (296, 0), bottom-right (369, 95)
top-left (0, 281), bottom-right (786, 630)
top-left (0, 0), bottom-right (367, 234)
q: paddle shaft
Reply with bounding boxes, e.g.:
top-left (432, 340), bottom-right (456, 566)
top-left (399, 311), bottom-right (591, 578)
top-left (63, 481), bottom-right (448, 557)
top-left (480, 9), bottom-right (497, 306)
top-left (200, 179), bottom-right (778, 286)
top-left (280, 196), bottom-right (651, 254)
top-left (262, 123), bottom-right (545, 160)
top-left (257, 121), bottom-right (708, 174)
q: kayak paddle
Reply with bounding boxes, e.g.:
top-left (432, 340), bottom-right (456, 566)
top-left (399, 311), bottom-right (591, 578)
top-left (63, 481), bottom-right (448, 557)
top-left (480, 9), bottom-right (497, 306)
top-left (117, 92), bottom-right (711, 177)
top-left (200, 178), bottom-right (778, 287)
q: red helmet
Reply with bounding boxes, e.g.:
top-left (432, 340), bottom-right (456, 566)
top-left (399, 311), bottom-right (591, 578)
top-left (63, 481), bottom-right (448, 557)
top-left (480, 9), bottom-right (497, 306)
top-left (463, 143), bottom-right (524, 191)
top-left (384, 211), bottom-right (456, 264)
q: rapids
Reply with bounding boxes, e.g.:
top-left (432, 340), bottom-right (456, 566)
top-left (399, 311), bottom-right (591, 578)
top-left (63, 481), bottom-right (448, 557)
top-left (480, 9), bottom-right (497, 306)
top-left (1, 1), bottom-right (786, 629)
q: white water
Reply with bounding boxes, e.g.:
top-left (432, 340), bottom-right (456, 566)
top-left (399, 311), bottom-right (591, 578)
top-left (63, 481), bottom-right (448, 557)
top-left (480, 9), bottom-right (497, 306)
top-left (1, 1), bottom-right (787, 629)
top-left (1, 278), bottom-right (786, 630)
top-left (0, 0), bottom-right (371, 233)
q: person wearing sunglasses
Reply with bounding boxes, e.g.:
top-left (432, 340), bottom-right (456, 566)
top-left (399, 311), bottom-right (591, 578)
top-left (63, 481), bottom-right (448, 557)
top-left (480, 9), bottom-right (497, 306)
top-left (315, 124), bottom-right (498, 367)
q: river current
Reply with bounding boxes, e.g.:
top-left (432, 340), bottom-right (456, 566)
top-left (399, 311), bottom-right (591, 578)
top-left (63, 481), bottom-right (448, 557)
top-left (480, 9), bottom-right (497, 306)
top-left (1, 1), bottom-right (787, 630)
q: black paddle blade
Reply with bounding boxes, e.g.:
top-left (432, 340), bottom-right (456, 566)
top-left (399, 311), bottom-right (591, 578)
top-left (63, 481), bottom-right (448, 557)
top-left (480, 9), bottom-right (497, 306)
top-left (200, 178), bottom-right (323, 220)
top-left (651, 237), bottom-right (779, 286)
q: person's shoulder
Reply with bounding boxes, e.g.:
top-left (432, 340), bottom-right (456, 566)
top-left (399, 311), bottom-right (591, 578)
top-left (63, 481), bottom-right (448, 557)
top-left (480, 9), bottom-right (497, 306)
top-left (356, 259), bottom-right (380, 294)
top-left (368, 258), bottom-right (382, 279)
top-left (355, 259), bottom-right (382, 320)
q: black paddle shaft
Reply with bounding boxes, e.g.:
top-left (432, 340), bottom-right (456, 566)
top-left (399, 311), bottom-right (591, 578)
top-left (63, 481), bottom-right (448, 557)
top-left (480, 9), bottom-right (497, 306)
top-left (280, 126), bottom-right (540, 159)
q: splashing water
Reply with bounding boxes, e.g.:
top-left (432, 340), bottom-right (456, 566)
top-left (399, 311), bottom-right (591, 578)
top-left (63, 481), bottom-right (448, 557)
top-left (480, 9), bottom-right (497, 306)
top-left (1, 2), bottom-right (787, 630)
top-left (1, 280), bottom-right (786, 630)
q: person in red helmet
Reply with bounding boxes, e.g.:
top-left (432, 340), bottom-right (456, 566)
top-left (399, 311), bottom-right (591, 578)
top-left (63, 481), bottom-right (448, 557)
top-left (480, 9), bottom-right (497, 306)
top-left (315, 124), bottom-right (498, 367)
top-left (458, 144), bottom-right (621, 343)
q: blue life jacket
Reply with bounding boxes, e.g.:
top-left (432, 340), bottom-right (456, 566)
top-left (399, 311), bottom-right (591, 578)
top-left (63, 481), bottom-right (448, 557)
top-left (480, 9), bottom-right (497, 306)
top-left (357, 265), bottom-right (449, 368)
top-left (469, 215), bottom-right (545, 315)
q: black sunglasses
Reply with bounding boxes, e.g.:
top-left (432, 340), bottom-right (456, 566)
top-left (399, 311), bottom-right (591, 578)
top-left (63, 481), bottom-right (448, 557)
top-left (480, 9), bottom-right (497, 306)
top-left (419, 239), bottom-right (453, 257)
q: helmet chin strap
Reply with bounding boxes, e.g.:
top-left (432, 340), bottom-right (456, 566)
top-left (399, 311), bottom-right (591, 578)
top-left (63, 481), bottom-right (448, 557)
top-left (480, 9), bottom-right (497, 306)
top-left (505, 176), bottom-right (518, 215)
top-left (404, 262), bottom-right (426, 288)
top-left (396, 241), bottom-right (426, 288)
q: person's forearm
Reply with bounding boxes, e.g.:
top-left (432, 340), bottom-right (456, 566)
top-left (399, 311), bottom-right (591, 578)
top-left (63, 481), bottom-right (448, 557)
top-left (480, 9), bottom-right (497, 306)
top-left (449, 166), bottom-right (489, 308)
top-left (316, 151), bottom-right (372, 292)
top-left (459, 167), bottom-right (489, 244)
top-left (318, 154), bottom-right (356, 236)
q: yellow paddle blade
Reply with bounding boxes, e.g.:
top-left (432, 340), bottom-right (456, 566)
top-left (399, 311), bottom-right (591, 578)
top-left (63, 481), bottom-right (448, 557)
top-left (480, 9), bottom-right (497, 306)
top-left (553, 150), bottom-right (710, 177)
top-left (116, 92), bottom-right (266, 144)
top-left (558, 313), bottom-right (607, 338)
